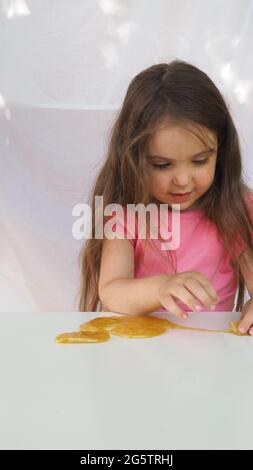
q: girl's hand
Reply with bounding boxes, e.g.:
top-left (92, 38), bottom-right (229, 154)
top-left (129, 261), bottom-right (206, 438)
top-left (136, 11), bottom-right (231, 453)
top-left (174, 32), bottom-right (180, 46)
top-left (156, 272), bottom-right (219, 319)
top-left (238, 299), bottom-right (253, 335)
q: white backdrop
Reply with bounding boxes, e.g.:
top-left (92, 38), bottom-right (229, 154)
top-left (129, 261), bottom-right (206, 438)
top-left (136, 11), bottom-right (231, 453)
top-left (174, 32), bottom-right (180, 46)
top-left (0, 0), bottom-right (253, 311)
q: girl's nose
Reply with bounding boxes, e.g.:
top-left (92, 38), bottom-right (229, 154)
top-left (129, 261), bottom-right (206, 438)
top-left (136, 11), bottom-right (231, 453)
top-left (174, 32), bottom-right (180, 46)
top-left (172, 173), bottom-right (191, 187)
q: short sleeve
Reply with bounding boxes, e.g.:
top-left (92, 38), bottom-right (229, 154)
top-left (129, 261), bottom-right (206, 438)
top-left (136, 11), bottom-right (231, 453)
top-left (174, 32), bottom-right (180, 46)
top-left (105, 206), bottom-right (137, 249)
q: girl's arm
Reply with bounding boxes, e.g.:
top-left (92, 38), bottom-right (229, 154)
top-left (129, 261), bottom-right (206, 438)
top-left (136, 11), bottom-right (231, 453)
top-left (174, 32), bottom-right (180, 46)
top-left (98, 238), bottom-right (218, 316)
top-left (98, 238), bottom-right (164, 315)
top-left (237, 248), bottom-right (253, 335)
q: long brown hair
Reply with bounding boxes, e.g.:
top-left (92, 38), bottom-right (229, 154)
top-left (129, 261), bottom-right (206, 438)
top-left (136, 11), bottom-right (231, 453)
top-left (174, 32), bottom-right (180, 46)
top-left (77, 59), bottom-right (253, 312)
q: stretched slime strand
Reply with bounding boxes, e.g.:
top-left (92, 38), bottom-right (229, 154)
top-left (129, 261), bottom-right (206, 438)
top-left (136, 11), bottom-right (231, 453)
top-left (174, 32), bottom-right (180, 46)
top-left (55, 316), bottom-right (247, 343)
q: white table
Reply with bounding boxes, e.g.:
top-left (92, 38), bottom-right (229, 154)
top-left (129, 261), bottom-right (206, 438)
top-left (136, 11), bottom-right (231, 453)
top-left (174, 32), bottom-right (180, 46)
top-left (1, 310), bottom-right (253, 450)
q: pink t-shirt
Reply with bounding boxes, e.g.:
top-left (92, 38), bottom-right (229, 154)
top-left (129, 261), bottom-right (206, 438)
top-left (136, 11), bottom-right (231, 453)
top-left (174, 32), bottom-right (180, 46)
top-left (109, 193), bottom-right (253, 313)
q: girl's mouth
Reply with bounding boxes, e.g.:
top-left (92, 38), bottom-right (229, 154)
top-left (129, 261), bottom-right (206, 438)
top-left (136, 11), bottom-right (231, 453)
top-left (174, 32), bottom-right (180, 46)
top-left (169, 191), bottom-right (193, 201)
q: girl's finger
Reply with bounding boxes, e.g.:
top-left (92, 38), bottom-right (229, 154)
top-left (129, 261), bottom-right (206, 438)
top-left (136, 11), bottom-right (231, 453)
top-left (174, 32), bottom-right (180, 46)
top-left (184, 278), bottom-right (217, 310)
top-left (191, 272), bottom-right (219, 302)
top-left (168, 284), bottom-right (205, 312)
top-left (238, 313), bottom-right (253, 334)
top-left (162, 295), bottom-right (188, 319)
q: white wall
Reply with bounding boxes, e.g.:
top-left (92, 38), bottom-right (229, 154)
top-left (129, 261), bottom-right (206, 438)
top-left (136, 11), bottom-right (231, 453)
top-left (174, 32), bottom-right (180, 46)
top-left (0, 0), bottom-right (252, 311)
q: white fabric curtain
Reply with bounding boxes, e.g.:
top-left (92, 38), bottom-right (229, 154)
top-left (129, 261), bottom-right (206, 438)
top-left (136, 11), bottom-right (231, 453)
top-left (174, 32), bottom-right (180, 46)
top-left (0, 0), bottom-right (253, 311)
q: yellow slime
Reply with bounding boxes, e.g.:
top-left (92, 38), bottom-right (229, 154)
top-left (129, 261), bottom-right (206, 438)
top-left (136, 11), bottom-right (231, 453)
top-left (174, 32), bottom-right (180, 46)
top-left (55, 315), bottom-right (248, 344)
top-left (55, 330), bottom-right (110, 344)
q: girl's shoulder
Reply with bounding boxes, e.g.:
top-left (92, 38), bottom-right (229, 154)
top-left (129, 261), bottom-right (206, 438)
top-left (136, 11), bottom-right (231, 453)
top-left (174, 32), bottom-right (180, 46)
top-left (103, 204), bottom-right (137, 247)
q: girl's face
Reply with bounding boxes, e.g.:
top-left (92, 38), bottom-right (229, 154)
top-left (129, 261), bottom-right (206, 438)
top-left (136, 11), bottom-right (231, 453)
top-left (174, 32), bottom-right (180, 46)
top-left (147, 123), bottom-right (218, 211)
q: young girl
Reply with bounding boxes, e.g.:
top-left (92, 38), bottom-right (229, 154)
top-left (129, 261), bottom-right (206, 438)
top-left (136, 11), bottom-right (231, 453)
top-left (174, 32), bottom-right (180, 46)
top-left (78, 59), bottom-right (253, 335)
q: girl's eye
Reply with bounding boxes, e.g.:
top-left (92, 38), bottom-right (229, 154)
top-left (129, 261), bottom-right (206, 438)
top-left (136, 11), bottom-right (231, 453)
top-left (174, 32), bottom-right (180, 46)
top-left (193, 158), bottom-right (209, 165)
top-left (152, 158), bottom-right (209, 169)
top-left (152, 163), bottom-right (170, 169)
